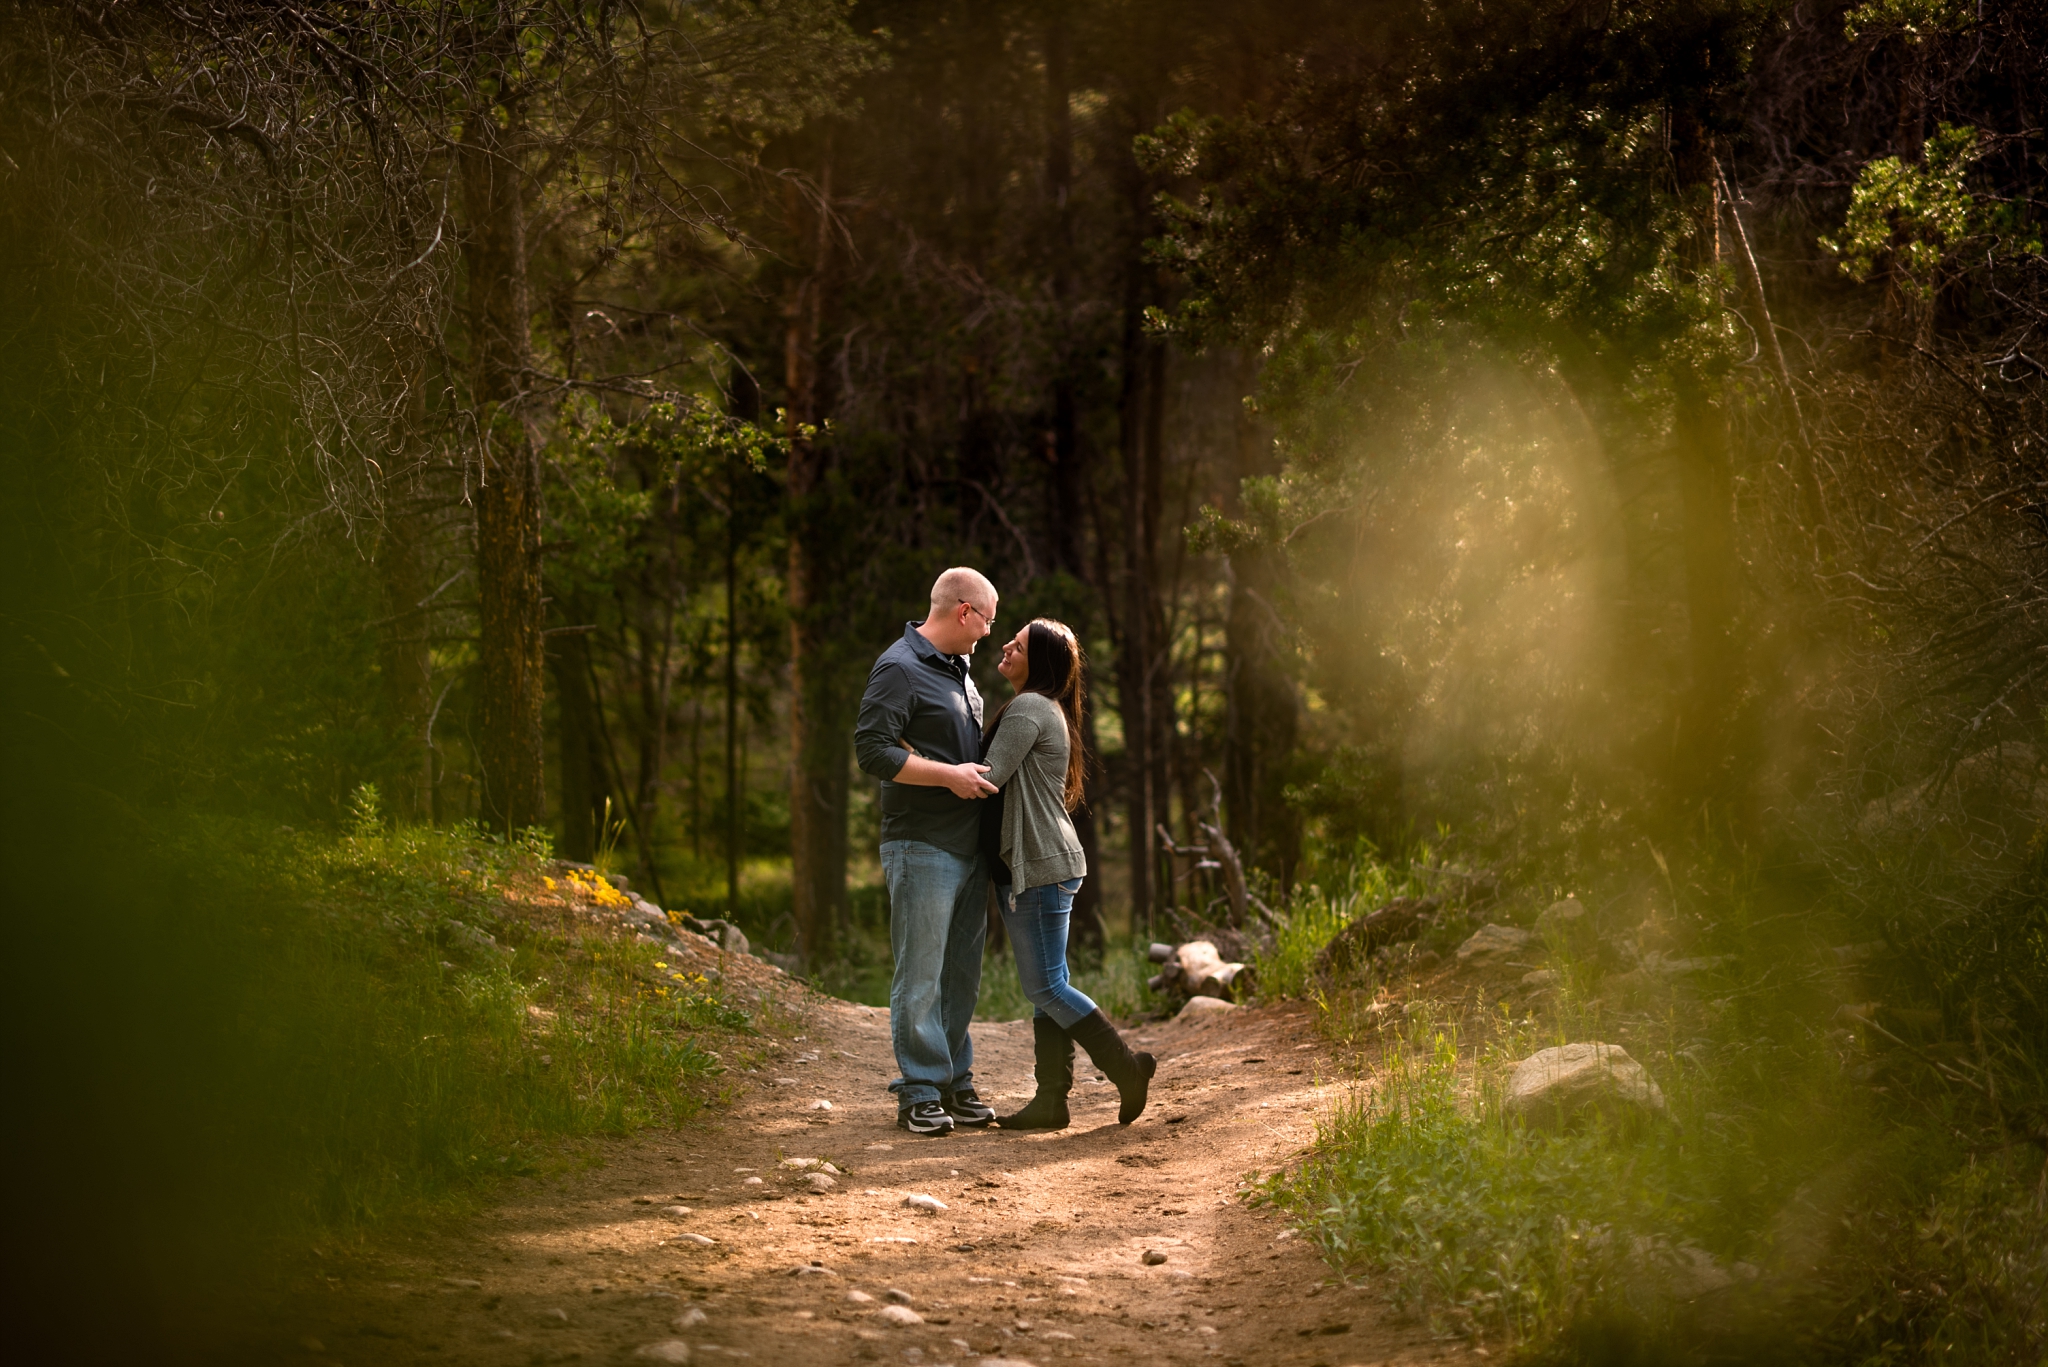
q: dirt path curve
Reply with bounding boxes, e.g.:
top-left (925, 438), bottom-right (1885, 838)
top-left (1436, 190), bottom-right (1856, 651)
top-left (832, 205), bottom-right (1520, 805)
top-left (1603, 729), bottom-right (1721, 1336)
top-left (287, 990), bottom-right (1448, 1367)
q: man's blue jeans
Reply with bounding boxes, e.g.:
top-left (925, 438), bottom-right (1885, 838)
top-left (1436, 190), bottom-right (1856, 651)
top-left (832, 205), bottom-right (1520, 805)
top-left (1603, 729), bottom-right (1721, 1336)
top-left (997, 877), bottom-right (1096, 1029)
top-left (881, 839), bottom-right (988, 1107)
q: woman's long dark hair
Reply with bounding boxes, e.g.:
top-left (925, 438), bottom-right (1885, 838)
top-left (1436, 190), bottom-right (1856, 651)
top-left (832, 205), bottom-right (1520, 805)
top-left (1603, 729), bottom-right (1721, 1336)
top-left (984, 617), bottom-right (1088, 810)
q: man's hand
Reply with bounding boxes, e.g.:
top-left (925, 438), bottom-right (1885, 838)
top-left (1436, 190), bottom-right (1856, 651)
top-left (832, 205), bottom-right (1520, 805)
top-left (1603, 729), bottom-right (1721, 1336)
top-left (941, 762), bottom-right (1000, 800)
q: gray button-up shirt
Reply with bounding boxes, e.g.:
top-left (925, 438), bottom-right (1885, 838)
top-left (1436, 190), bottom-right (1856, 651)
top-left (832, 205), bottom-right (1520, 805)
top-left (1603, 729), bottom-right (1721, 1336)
top-left (853, 622), bottom-right (987, 856)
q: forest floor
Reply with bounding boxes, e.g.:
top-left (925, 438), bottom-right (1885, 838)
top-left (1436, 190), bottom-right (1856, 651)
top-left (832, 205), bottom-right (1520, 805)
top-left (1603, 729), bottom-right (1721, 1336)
top-left (260, 970), bottom-right (1452, 1367)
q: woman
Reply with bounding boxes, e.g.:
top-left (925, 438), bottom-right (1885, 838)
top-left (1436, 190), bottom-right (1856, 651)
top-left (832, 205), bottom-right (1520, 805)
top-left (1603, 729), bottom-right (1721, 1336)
top-left (980, 618), bottom-right (1154, 1129)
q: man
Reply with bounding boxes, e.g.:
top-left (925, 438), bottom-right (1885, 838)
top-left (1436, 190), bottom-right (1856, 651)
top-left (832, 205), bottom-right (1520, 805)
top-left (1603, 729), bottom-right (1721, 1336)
top-left (853, 567), bottom-right (1003, 1135)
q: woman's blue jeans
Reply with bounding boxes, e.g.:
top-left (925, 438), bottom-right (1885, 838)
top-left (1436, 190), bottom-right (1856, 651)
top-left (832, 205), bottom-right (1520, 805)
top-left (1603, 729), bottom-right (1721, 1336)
top-left (997, 878), bottom-right (1096, 1029)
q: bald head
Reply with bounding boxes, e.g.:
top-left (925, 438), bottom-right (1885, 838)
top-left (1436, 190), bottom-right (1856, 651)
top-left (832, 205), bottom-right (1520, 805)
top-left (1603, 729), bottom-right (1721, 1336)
top-left (919, 566), bottom-right (999, 656)
top-left (929, 567), bottom-right (996, 620)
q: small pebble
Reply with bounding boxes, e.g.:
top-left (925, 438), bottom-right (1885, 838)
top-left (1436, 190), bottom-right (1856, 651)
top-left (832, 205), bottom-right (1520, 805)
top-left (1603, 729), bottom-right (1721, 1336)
top-left (541, 1308), bottom-right (571, 1324)
top-left (846, 1290), bottom-right (875, 1305)
top-left (665, 1205), bottom-right (694, 1216)
top-left (672, 1232), bottom-right (716, 1246)
top-left (808, 1099), bottom-right (834, 1111)
top-left (884, 1288), bottom-right (912, 1304)
top-left (633, 1341), bottom-right (693, 1363)
top-left (903, 1193), bottom-right (947, 1213)
top-left (805, 1172), bottom-right (837, 1193)
top-left (790, 1263), bottom-right (839, 1278)
top-left (1141, 1250), bottom-right (1168, 1266)
top-left (876, 1304), bottom-right (924, 1327)
top-left (1043, 1330), bottom-right (1076, 1340)
top-left (443, 1277), bottom-right (482, 1289)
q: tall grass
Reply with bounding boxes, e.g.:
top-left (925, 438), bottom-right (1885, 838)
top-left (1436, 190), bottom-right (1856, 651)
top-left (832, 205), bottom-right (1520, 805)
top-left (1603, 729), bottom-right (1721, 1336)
top-left (1255, 841), bottom-right (1423, 998)
top-left (1276, 1013), bottom-right (1715, 1348)
top-left (1266, 840), bottom-right (2048, 1364)
top-left (165, 799), bottom-right (757, 1239)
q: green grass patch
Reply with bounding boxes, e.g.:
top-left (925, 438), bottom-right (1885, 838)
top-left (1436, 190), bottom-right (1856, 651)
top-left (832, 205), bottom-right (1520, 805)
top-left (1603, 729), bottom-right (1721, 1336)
top-left (159, 791), bottom-right (760, 1243)
top-left (1255, 841), bottom-right (1425, 998)
top-left (1261, 843), bottom-right (2048, 1365)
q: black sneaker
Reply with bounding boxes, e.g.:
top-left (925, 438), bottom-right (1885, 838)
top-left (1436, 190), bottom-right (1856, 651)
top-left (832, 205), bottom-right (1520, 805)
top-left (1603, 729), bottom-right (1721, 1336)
top-left (943, 1087), bottom-right (995, 1127)
top-left (897, 1100), bottom-right (955, 1136)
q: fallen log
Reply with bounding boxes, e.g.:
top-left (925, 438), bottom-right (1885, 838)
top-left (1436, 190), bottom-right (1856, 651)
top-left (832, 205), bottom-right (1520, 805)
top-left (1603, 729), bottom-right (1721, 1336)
top-left (1147, 938), bottom-right (1256, 1002)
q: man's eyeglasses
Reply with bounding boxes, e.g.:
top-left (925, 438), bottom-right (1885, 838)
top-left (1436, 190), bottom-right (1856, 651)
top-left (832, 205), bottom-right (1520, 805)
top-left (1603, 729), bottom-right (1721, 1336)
top-left (959, 599), bottom-right (994, 628)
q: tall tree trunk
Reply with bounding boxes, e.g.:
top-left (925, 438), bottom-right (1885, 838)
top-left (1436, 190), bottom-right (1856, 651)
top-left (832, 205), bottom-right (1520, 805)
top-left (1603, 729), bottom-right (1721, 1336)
top-left (550, 616), bottom-right (606, 862)
top-left (375, 327), bottom-right (437, 822)
top-left (1221, 352), bottom-right (1300, 891)
top-left (1140, 337), bottom-right (1174, 917)
top-left (1115, 274), bottom-right (1158, 933)
top-left (726, 475), bottom-right (741, 914)
top-left (377, 490), bottom-right (437, 822)
top-left (786, 160), bottom-right (848, 965)
top-left (462, 93), bottom-right (544, 834)
top-left (1038, 0), bottom-right (1104, 950)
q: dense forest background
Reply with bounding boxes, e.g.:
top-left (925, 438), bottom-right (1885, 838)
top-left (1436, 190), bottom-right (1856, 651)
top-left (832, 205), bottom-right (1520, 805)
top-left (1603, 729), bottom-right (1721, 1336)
top-left (2, 0), bottom-right (2043, 1360)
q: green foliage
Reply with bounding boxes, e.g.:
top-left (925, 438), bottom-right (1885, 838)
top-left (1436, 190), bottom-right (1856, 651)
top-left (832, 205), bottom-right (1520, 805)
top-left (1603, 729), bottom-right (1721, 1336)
top-left (1820, 123), bottom-right (2039, 295)
top-left (1843, 0), bottom-right (1974, 42)
top-left (547, 399), bottom-right (787, 595)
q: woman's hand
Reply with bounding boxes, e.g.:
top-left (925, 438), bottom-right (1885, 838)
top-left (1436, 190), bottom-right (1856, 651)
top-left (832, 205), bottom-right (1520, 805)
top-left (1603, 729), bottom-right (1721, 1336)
top-left (891, 751), bottom-right (999, 798)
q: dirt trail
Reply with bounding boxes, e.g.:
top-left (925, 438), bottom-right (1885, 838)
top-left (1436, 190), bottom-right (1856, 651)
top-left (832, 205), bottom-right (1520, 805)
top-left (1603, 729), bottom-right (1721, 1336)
top-left (279, 984), bottom-right (1449, 1367)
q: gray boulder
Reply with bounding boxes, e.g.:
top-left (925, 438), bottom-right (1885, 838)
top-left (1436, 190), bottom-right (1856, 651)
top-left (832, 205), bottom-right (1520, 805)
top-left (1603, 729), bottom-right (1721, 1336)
top-left (1456, 923), bottom-right (1533, 967)
top-left (1504, 1042), bottom-right (1667, 1128)
top-left (687, 918), bottom-right (750, 957)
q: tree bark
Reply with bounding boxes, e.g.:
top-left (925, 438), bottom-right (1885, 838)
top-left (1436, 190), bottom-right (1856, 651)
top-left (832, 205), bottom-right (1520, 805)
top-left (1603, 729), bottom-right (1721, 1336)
top-left (1115, 273), bottom-right (1159, 932)
top-left (1039, 1), bottom-right (1104, 950)
top-left (462, 98), bottom-right (545, 835)
top-left (374, 323), bottom-right (438, 823)
top-left (550, 616), bottom-right (606, 862)
top-left (786, 160), bottom-right (848, 965)
top-left (1221, 353), bottom-right (1300, 890)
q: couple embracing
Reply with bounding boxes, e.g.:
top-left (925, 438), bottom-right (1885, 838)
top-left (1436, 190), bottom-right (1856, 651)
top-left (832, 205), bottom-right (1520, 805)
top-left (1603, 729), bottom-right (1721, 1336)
top-left (853, 567), bottom-right (1155, 1137)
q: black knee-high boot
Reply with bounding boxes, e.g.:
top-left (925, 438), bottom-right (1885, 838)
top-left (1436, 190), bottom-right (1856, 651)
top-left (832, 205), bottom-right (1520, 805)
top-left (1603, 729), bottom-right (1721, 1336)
top-left (1067, 1009), bottom-right (1156, 1125)
top-left (995, 1015), bottom-right (1073, 1130)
